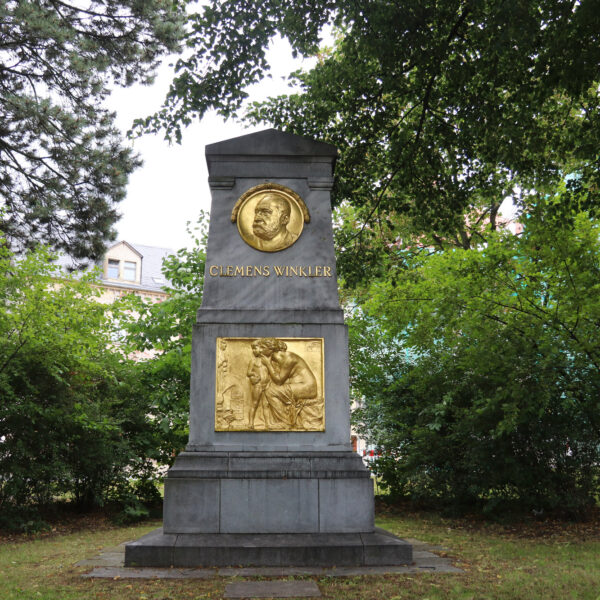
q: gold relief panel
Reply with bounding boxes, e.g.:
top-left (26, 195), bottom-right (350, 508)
top-left (231, 184), bottom-right (310, 252)
top-left (215, 337), bottom-right (325, 432)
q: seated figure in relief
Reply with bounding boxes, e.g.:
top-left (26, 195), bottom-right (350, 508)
top-left (257, 337), bottom-right (322, 429)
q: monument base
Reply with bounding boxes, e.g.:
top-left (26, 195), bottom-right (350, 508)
top-left (161, 451), bottom-right (375, 535)
top-left (125, 527), bottom-right (413, 567)
top-left (125, 450), bottom-right (413, 567)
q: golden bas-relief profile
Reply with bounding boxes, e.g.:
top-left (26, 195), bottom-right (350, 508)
top-left (215, 337), bottom-right (325, 432)
top-left (231, 184), bottom-right (309, 252)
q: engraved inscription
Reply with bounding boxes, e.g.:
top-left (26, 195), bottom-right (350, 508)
top-left (207, 264), bottom-right (333, 278)
top-left (215, 337), bottom-right (325, 432)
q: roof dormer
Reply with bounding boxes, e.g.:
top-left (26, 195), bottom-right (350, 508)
top-left (103, 241), bottom-right (142, 285)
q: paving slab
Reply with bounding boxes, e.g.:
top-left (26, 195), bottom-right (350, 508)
top-left (81, 567), bottom-right (216, 579)
top-left (76, 556), bottom-right (125, 567)
top-left (224, 580), bottom-right (321, 598)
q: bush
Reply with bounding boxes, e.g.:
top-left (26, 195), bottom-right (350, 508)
top-left (351, 213), bottom-right (600, 517)
top-left (0, 242), bottom-right (165, 531)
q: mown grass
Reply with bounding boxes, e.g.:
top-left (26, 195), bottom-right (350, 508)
top-left (1, 507), bottom-right (599, 600)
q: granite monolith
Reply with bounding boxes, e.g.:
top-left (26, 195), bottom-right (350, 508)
top-left (125, 129), bottom-right (412, 567)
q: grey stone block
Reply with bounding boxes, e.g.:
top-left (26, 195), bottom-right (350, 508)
top-left (196, 309), bottom-right (344, 324)
top-left (172, 532), bottom-right (366, 567)
top-left (82, 567), bottom-right (217, 579)
top-left (163, 478), bottom-right (220, 533)
top-left (205, 128), bottom-right (337, 158)
top-left (124, 529), bottom-right (176, 567)
top-left (170, 452), bottom-right (229, 472)
top-left (228, 454), bottom-right (312, 472)
top-left (318, 479), bottom-right (374, 533)
top-left (162, 451), bottom-right (373, 534)
top-left (224, 581), bottom-right (321, 598)
top-left (124, 528), bottom-right (412, 568)
top-left (220, 479), bottom-right (319, 533)
top-left (361, 529), bottom-right (413, 566)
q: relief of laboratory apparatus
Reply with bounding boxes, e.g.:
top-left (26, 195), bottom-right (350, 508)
top-left (215, 337), bottom-right (324, 431)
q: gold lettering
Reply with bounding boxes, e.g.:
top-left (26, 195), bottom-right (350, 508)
top-left (263, 265), bottom-right (270, 276)
top-left (274, 265), bottom-right (284, 276)
top-left (226, 265), bottom-right (234, 277)
top-left (245, 265), bottom-right (252, 277)
top-left (324, 266), bottom-right (332, 277)
top-left (209, 265), bottom-right (219, 276)
top-left (300, 266), bottom-right (308, 277)
top-left (253, 265), bottom-right (262, 276)
top-left (315, 266), bottom-right (322, 277)
top-left (234, 266), bottom-right (244, 277)
top-left (289, 266), bottom-right (298, 277)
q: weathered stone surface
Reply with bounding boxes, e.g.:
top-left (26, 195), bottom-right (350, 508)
top-left (161, 451), bottom-right (373, 534)
top-left (187, 322), bottom-right (352, 452)
top-left (220, 478), bottom-right (319, 533)
top-left (82, 567), bottom-right (217, 579)
top-left (163, 478), bottom-right (220, 534)
top-left (125, 529), bottom-right (176, 568)
top-left (318, 479), bottom-right (375, 533)
top-left (195, 308), bottom-right (344, 324)
top-left (224, 580), bottom-right (321, 598)
top-left (361, 529), bottom-right (414, 566)
top-left (205, 128), bottom-right (337, 158)
top-left (124, 528), bottom-right (413, 568)
top-left (87, 535), bottom-right (464, 578)
top-left (167, 451), bottom-right (370, 477)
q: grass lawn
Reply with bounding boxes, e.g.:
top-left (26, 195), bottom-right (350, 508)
top-left (1, 506), bottom-right (599, 600)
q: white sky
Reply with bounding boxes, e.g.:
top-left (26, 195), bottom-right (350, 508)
top-left (106, 38), bottom-right (310, 252)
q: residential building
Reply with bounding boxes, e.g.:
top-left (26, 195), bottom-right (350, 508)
top-left (57, 240), bottom-right (173, 304)
top-left (96, 241), bottom-right (172, 304)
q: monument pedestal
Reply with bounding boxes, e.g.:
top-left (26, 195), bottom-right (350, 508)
top-left (125, 130), bottom-right (412, 567)
top-left (163, 451), bottom-right (374, 534)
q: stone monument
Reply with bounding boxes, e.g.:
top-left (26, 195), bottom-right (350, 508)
top-left (125, 129), bottom-right (412, 567)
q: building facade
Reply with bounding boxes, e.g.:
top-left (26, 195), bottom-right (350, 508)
top-left (95, 241), bottom-right (172, 304)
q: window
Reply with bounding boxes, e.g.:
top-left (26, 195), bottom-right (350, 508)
top-left (108, 259), bottom-right (119, 279)
top-left (123, 261), bottom-right (137, 281)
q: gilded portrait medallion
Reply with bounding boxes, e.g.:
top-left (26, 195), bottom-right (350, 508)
top-left (231, 183), bottom-right (309, 252)
top-left (215, 337), bottom-right (325, 432)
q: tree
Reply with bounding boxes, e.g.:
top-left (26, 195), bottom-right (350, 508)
top-left (129, 1), bottom-right (600, 515)
top-left (351, 207), bottom-right (600, 515)
top-left (0, 240), bottom-right (166, 530)
top-left (140, 0), bottom-right (600, 283)
top-left (120, 217), bottom-right (208, 462)
top-left (0, 1), bottom-right (184, 261)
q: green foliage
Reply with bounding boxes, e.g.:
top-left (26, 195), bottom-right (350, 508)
top-left (0, 241), bottom-right (163, 531)
top-left (120, 216), bottom-right (209, 462)
top-left (352, 210), bottom-right (600, 515)
top-left (0, 1), bottom-right (184, 260)
top-left (140, 0), bottom-right (600, 283)
top-left (131, 1), bottom-right (600, 516)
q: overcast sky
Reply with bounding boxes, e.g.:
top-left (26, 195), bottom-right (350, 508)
top-left (106, 38), bottom-right (313, 252)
